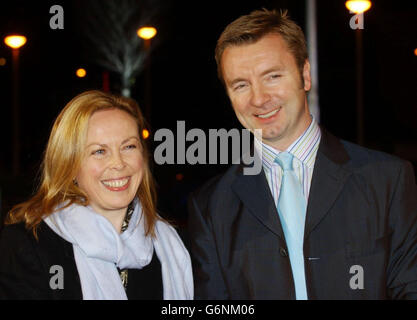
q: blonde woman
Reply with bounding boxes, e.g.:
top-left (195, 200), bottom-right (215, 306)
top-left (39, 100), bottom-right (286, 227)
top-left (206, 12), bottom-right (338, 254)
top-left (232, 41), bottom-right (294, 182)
top-left (0, 90), bottom-right (193, 300)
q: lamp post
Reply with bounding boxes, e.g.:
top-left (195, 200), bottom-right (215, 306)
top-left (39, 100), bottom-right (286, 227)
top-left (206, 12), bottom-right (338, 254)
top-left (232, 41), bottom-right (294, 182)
top-left (137, 26), bottom-right (157, 126)
top-left (4, 35), bottom-right (27, 176)
top-left (345, 1), bottom-right (372, 146)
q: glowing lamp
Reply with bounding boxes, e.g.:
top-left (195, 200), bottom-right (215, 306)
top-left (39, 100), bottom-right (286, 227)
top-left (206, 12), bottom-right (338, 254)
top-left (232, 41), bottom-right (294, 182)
top-left (137, 27), bottom-right (157, 40)
top-left (345, 0), bottom-right (372, 14)
top-left (4, 35), bottom-right (27, 49)
top-left (142, 129), bottom-right (150, 139)
top-left (76, 68), bottom-right (87, 78)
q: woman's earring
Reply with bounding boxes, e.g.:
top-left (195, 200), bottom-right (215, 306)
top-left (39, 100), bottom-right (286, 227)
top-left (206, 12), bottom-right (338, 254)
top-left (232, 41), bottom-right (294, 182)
top-left (73, 178), bottom-right (78, 186)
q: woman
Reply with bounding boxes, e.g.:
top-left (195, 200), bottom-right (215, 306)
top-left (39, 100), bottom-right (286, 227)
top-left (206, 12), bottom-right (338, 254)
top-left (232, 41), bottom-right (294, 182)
top-left (0, 90), bottom-right (193, 300)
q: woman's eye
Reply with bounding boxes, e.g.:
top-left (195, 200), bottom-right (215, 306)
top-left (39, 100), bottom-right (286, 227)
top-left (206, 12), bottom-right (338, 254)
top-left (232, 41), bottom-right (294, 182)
top-left (92, 149), bottom-right (105, 155)
top-left (125, 144), bottom-right (137, 150)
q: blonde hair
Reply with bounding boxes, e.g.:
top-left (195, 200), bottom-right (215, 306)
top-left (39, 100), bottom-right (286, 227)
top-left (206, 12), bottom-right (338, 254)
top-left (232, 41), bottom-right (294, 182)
top-left (215, 9), bottom-right (308, 85)
top-left (6, 90), bottom-right (158, 238)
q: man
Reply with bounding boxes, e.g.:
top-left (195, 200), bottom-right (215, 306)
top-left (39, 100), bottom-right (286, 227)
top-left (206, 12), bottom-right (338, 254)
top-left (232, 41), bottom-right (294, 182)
top-left (187, 9), bottom-right (417, 299)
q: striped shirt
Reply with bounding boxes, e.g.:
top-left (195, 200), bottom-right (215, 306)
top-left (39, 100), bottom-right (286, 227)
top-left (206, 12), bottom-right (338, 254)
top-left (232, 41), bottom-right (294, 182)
top-left (262, 117), bottom-right (321, 204)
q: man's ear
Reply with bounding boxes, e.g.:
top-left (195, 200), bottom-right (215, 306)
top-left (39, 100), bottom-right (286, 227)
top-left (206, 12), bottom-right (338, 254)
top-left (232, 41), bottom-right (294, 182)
top-left (302, 59), bottom-right (312, 91)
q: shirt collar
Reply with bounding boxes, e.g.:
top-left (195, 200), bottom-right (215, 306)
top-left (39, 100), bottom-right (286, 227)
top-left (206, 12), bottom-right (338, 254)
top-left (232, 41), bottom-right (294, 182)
top-left (261, 116), bottom-right (321, 170)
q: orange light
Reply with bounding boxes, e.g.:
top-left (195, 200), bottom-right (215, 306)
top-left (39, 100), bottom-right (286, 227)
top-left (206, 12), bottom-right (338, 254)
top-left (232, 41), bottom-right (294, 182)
top-left (345, 0), bottom-right (372, 14)
top-left (0, 58), bottom-right (6, 66)
top-left (76, 68), bottom-right (87, 78)
top-left (176, 173), bottom-right (184, 181)
top-left (142, 129), bottom-right (150, 139)
top-left (4, 35), bottom-right (27, 49)
top-left (137, 27), bottom-right (157, 40)
top-left (414, 48), bottom-right (417, 56)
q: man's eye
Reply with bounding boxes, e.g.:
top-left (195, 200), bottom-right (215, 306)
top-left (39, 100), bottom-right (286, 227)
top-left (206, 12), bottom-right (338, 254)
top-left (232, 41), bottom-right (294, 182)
top-left (269, 74), bottom-right (281, 79)
top-left (234, 84), bottom-right (247, 91)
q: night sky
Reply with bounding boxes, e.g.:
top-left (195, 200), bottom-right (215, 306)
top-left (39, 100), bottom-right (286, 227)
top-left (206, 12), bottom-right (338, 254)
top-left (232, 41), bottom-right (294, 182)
top-left (1, 0), bottom-right (416, 223)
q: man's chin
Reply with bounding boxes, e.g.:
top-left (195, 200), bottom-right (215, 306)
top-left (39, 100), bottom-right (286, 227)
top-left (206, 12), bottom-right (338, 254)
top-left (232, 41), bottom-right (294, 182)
top-left (262, 128), bottom-right (285, 141)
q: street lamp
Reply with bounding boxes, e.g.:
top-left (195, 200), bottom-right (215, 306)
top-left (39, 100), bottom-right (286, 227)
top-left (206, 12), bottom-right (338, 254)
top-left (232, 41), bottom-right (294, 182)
top-left (137, 27), bottom-right (157, 42)
top-left (4, 34), bottom-right (27, 176)
top-left (346, 1), bottom-right (372, 14)
top-left (345, 1), bottom-right (372, 146)
top-left (137, 26), bottom-right (157, 126)
top-left (76, 68), bottom-right (87, 78)
top-left (142, 129), bottom-right (150, 140)
top-left (4, 35), bottom-right (27, 49)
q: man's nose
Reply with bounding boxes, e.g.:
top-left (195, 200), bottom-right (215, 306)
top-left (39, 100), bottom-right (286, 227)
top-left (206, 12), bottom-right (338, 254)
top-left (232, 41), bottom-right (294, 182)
top-left (249, 83), bottom-right (271, 108)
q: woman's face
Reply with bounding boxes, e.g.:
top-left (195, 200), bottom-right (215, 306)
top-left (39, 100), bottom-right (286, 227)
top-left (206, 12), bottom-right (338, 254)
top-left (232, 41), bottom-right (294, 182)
top-left (76, 108), bottom-right (144, 220)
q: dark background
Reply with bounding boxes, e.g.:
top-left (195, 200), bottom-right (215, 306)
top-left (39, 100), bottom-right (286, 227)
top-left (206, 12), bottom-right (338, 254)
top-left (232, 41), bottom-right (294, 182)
top-left (1, 0), bottom-right (416, 225)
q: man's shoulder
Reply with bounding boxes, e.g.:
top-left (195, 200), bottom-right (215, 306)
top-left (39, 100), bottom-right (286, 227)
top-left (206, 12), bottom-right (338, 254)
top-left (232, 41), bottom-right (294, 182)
top-left (339, 139), bottom-right (410, 172)
top-left (323, 136), bottom-right (416, 189)
top-left (189, 164), bottom-right (244, 204)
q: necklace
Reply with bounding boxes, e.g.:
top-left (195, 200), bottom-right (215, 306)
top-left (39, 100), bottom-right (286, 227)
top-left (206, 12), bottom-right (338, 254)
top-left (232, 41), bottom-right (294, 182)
top-left (117, 201), bottom-right (135, 291)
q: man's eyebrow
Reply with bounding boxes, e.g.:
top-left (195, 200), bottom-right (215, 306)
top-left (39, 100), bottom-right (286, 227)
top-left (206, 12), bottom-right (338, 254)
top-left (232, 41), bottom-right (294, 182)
top-left (260, 66), bottom-right (284, 76)
top-left (228, 78), bottom-right (248, 87)
top-left (227, 66), bottom-right (285, 87)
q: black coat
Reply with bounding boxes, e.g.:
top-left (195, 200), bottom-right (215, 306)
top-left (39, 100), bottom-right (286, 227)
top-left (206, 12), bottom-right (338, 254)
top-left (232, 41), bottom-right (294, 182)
top-left (0, 221), bottom-right (163, 299)
top-left (187, 130), bottom-right (417, 299)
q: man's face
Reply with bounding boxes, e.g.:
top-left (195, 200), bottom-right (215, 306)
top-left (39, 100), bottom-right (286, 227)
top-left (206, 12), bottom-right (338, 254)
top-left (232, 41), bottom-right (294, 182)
top-left (221, 33), bottom-right (312, 151)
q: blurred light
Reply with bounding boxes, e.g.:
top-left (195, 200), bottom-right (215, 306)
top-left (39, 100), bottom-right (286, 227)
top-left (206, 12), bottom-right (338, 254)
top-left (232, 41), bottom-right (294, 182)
top-left (345, 0), bottom-right (372, 14)
top-left (0, 57), bottom-right (6, 66)
top-left (76, 68), bottom-right (87, 78)
top-left (176, 173), bottom-right (184, 181)
top-left (137, 27), bottom-right (157, 40)
top-left (4, 35), bottom-right (27, 49)
top-left (142, 129), bottom-right (150, 139)
top-left (414, 48), bottom-right (417, 56)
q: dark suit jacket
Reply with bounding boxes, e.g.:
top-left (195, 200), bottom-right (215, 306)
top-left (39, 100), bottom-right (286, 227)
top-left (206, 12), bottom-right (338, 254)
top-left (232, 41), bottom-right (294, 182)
top-left (0, 221), bottom-right (163, 299)
top-left (187, 130), bottom-right (417, 299)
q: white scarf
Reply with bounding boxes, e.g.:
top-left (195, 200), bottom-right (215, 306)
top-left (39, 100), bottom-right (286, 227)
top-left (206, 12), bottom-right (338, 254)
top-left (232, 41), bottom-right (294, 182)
top-left (43, 200), bottom-right (193, 300)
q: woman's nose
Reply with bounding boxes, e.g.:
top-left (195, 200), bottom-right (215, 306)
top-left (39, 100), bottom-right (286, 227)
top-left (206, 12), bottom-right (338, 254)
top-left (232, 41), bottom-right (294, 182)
top-left (110, 151), bottom-right (125, 170)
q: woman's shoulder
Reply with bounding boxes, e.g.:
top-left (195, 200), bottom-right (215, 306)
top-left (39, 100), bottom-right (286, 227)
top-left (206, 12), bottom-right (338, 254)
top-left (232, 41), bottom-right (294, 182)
top-left (0, 220), bottom-right (69, 250)
top-left (0, 222), bottom-right (51, 299)
top-left (0, 220), bottom-right (72, 266)
top-left (0, 221), bottom-right (82, 299)
top-left (0, 222), bottom-right (35, 253)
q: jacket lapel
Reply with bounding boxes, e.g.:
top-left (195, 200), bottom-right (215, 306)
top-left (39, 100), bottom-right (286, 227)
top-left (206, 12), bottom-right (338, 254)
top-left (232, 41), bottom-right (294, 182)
top-left (232, 167), bottom-right (285, 240)
top-left (230, 129), bottom-right (351, 242)
top-left (304, 129), bottom-right (352, 240)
